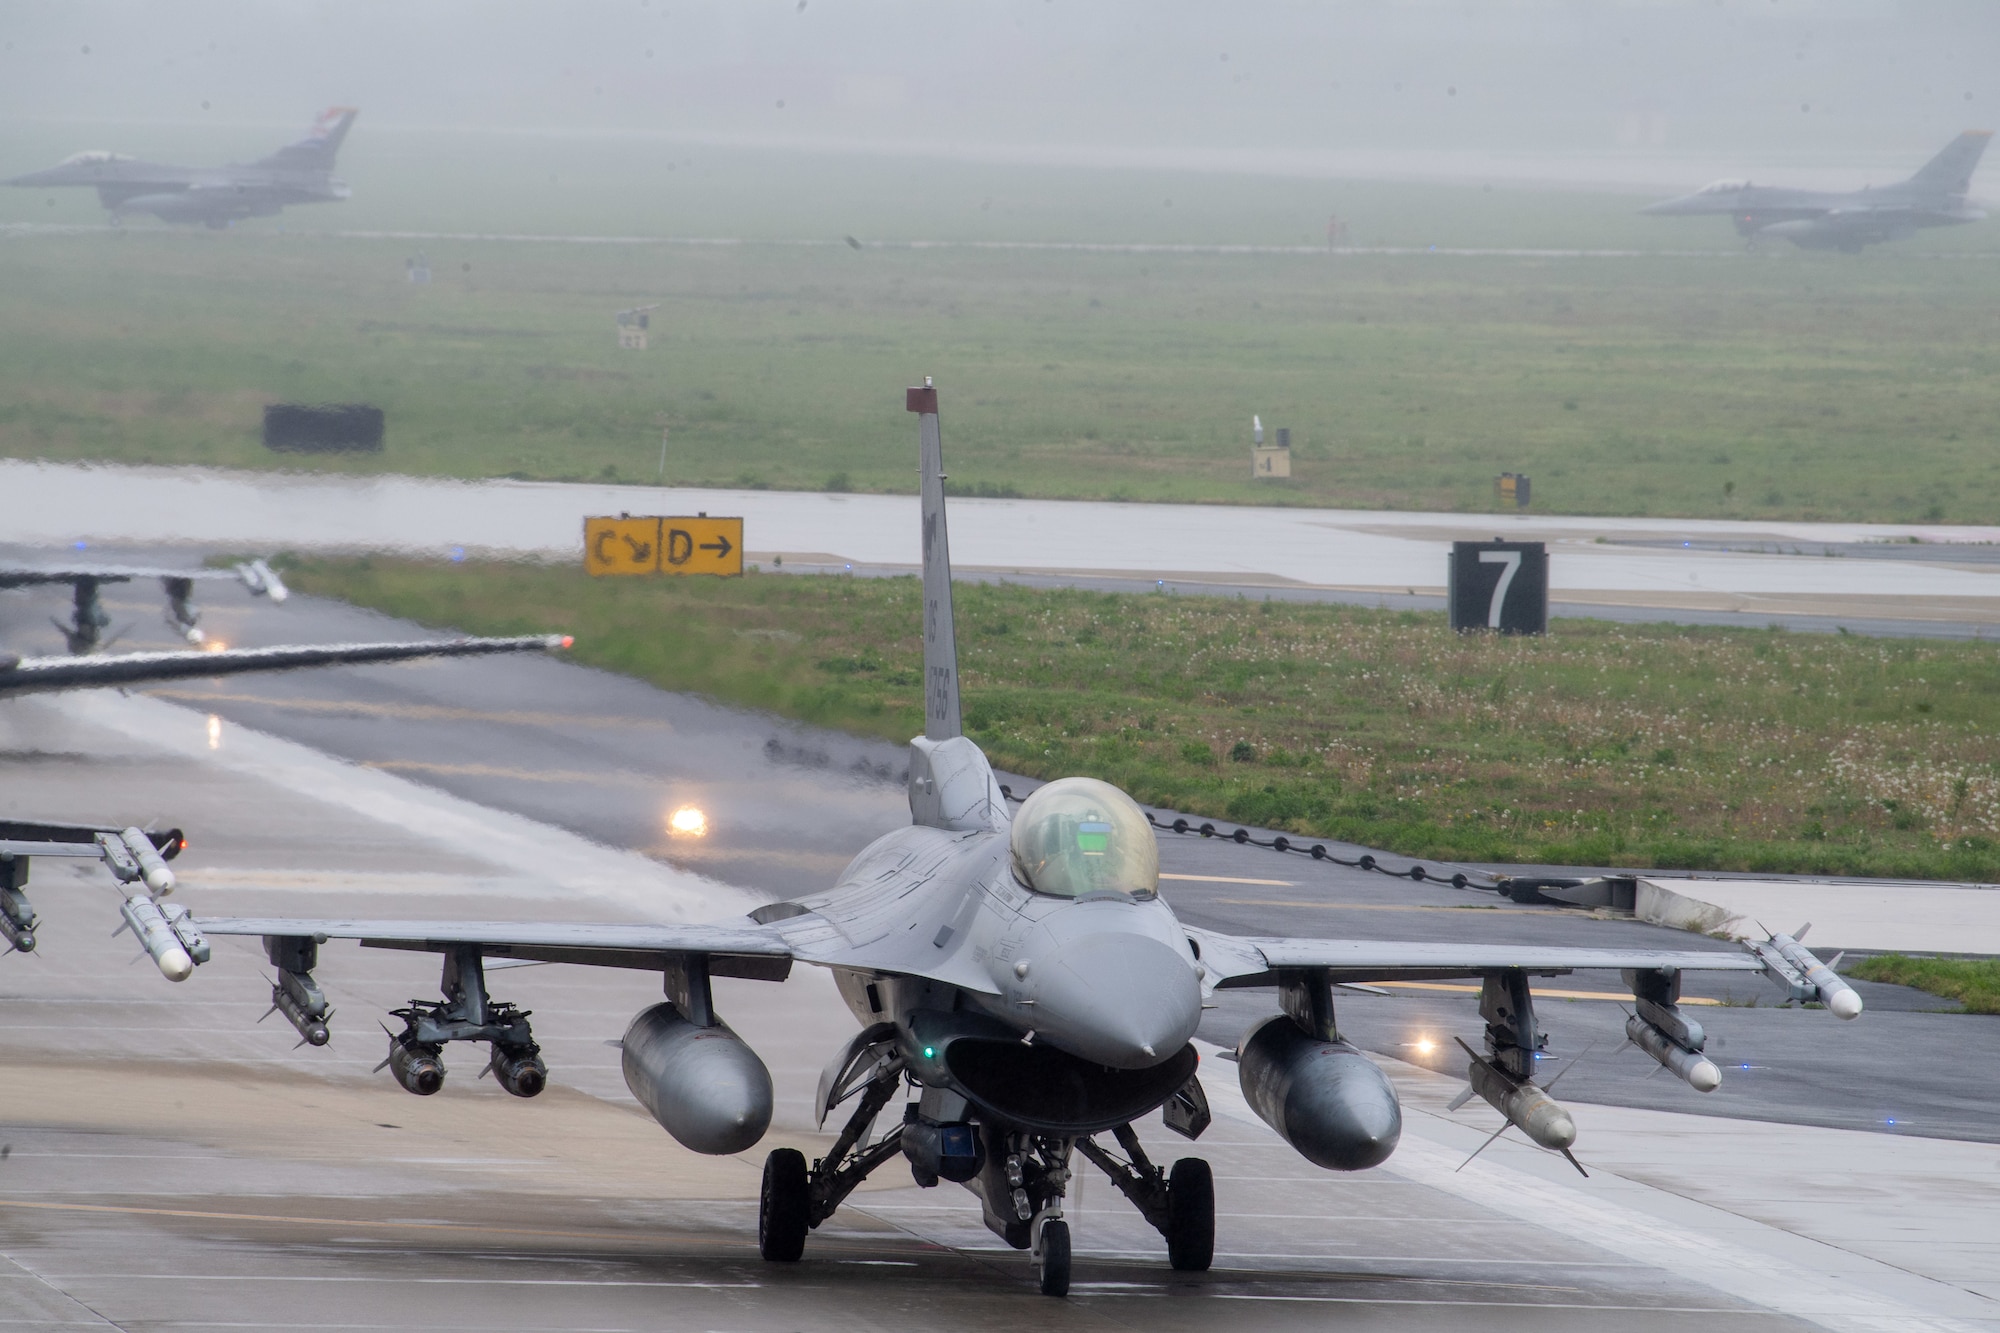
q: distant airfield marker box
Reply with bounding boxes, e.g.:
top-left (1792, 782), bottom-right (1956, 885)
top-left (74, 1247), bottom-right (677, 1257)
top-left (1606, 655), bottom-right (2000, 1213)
top-left (1496, 472), bottom-right (1531, 508)
top-left (1449, 540), bottom-right (1547, 634)
top-left (262, 404), bottom-right (384, 453)
top-left (585, 515), bottom-right (742, 577)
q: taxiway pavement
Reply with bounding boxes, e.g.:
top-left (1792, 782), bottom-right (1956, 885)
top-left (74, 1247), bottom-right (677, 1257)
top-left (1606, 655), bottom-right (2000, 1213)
top-left (0, 575), bottom-right (1994, 1330)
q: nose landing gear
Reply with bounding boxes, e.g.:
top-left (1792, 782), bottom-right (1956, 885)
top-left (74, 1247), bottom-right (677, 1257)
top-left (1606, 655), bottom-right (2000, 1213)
top-left (1033, 1215), bottom-right (1071, 1297)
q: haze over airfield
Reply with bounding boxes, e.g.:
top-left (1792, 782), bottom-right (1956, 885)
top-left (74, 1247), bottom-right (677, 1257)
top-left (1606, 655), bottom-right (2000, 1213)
top-left (2, 0), bottom-right (1997, 206)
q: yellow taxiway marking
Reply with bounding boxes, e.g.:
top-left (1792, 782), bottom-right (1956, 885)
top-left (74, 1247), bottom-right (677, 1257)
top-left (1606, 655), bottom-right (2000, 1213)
top-left (362, 758), bottom-right (631, 786)
top-left (1161, 873), bottom-right (1296, 887)
top-left (1375, 981), bottom-right (1722, 1005)
top-left (148, 688), bottom-right (670, 732)
top-left (1215, 897), bottom-right (1551, 916)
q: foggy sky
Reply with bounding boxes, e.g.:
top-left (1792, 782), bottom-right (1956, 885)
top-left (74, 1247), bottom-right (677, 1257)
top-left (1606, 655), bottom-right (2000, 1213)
top-left (2, 1), bottom-right (1993, 183)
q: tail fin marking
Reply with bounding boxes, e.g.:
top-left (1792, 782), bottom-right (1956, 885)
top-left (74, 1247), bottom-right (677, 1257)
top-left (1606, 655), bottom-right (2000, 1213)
top-left (254, 107), bottom-right (359, 173)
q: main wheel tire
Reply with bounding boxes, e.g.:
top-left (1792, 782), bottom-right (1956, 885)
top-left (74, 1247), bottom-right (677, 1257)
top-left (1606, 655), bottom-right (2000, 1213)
top-left (758, 1147), bottom-right (810, 1262)
top-left (1037, 1218), bottom-right (1072, 1297)
top-left (1166, 1157), bottom-right (1215, 1272)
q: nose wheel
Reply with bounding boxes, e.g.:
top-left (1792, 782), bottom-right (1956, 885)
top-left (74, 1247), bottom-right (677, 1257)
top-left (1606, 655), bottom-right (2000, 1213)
top-left (1033, 1217), bottom-right (1071, 1297)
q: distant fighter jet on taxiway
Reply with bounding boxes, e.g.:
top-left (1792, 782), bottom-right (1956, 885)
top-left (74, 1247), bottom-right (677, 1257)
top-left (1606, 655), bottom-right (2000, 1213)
top-left (6, 107), bottom-right (357, 229)
top-left (1643, 130), bottom-right (1990, 251)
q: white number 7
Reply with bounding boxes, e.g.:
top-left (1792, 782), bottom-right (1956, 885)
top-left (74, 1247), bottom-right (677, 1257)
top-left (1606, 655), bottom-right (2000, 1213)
top-left (1478, 550), bottom-right (1521, 628)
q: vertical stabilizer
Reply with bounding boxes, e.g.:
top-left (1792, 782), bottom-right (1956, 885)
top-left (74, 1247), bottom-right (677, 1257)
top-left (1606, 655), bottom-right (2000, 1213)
top-left (254, 107), bottom-right (359, 173)
top-left (1907, 129), bottom-right (1991, 196)
top-left (910, 379), bottom-right (961, 740)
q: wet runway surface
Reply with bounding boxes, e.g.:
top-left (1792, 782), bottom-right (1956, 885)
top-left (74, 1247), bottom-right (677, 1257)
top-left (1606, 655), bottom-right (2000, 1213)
top-left (0, 566), bottom-right (1995, 1330)
top-left (8, 466), bottom-right (2000, 638)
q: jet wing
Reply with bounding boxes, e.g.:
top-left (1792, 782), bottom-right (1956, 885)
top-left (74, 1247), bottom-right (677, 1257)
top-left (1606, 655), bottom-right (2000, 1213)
top-left (1187, 927), bottom-right (1768, 986)
top-left (0, 567), bottom-right (230, 588)
top-left (0, 634), bottom-right (569, 697)
top-left (196, 916), bottom-right (790, 973)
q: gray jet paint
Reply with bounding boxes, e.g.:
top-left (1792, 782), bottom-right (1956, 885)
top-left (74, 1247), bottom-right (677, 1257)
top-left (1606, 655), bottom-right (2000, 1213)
top-left (6, 108), bottom-right (357, 228)
top-left (1643, 130), bottom-right (1990, 251)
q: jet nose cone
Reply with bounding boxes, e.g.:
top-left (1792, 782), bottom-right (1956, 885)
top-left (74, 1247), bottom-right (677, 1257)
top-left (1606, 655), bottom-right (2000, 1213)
top-left (1034, 931), bottom-right (1202, 1069)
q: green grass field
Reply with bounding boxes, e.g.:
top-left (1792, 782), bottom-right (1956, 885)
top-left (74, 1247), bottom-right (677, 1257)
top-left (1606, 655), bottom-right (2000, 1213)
top-left (275, 556), bottom-right (2000, 882)
top-left (3, 140), bottom-right (1999, 523)
top-left (1848, 955), bottom-right (2000, 1013)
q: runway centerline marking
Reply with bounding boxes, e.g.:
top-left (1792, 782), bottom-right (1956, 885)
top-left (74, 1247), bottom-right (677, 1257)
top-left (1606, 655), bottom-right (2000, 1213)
top-left (361, 759), bottom-right (640, 786)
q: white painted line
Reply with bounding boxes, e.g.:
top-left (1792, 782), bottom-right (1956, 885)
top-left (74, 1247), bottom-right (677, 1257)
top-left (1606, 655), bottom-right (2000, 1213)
top-left (51, 690), bottom-right (763, 925)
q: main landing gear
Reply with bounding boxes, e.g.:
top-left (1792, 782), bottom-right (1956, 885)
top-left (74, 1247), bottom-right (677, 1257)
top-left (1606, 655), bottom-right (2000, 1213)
top-left (755, 1034), bottom-right (1213, 1295)
top-left (1075, 1123), bottom-right (1215, 1272)
top-left (754, 1099), bottom-right (1214, 1295)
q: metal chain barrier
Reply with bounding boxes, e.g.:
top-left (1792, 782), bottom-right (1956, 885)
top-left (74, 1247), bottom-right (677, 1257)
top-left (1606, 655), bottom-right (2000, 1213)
top-left (996, 785), bottom-right (1503, 892)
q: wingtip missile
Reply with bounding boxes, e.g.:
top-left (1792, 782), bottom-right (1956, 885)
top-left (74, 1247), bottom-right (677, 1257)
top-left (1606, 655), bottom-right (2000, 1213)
top-left (1752, 931), bottom-right (1863, 1019)
top-left (119, 828), bottom-right (175, 895)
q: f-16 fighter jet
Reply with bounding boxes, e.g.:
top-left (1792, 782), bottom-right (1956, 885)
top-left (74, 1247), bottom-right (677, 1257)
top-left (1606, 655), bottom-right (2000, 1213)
top-left (6, 107), bottom-right (357, 229)
top-left (1643, 130), bottom-right (1990, 251)
top-left (1, 556), bottom-right (288, 654)
top-left (159, 384), bottom-right (1861, 1297)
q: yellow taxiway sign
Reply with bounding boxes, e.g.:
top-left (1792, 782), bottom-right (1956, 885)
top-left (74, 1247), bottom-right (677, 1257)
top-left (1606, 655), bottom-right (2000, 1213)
top-left (584, 516), bottom-right (743, 577)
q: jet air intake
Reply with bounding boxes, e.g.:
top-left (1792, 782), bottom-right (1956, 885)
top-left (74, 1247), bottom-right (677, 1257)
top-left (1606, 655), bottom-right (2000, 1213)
top-left (621, 1002), bottom-right (773, 1155)
top-left (1236, 1016), bottom-right (1402, 1170)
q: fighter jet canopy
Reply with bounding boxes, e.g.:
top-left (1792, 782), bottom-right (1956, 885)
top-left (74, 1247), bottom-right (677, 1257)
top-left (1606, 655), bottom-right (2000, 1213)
top-left (1009, 777), bottom-right (1159, 900)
